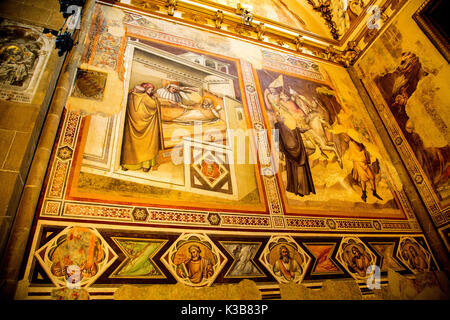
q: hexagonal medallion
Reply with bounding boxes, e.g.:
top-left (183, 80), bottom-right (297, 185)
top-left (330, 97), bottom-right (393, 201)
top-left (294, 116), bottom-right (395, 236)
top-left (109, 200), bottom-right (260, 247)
top-left (259, 235), bottom-right (311, 284)
top-left (414, 174), bottom-right (424, 184)
top-left (336, 237), bottom-right (377, 280)
top-left (207, 213), bottom-right (221, 226)
top-left (161, 233), bottom-right (227, 287)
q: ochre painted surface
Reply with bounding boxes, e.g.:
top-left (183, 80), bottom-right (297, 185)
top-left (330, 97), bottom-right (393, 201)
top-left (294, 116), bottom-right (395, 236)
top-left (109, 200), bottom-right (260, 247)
top-left (14, 3), bottom-right (441, 299)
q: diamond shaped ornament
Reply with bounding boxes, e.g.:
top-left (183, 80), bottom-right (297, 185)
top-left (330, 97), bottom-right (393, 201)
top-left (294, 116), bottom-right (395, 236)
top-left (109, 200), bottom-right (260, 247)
top-left (192, 151), bottom-right (229, 189)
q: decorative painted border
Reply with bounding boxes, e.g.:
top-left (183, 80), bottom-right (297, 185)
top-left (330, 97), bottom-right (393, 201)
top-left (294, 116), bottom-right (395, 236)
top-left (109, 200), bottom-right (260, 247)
top-left (357, 74), bottom-right (449, 227)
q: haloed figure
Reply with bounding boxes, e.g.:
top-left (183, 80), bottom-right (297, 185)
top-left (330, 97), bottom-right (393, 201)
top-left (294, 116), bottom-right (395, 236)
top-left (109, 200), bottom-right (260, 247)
top-left (176, 245), bottom-right (214, 284)
top-left (407, 245), bottom-right (428, 272)
top-left (121, 82), bottom-right (162, 172)
top-left (346, 134), bottom-right (383, 202)
top-left (350, 246), bottom-right (371, 277)
top-left (275, 112), bottom-right (315, 197)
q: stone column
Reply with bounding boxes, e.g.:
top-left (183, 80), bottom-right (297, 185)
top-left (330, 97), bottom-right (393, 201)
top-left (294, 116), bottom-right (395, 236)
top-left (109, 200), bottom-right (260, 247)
top-left (0, 0), bottom-right (96, 299)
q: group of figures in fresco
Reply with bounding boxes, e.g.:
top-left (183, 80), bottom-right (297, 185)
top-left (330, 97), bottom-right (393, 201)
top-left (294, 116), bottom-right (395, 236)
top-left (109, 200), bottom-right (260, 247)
top-left (261, 73), bottom-right (383, 203)
top-left (374, 51), bottom-right (449, 196)
top-left (120, 62), bottom-right (391, 204)
top-left (120, 80), bottom-right (222, 172)
top-left (175, 244), bottom-right (215, 284)
top-left (40, 227), bottom-right (431, 288)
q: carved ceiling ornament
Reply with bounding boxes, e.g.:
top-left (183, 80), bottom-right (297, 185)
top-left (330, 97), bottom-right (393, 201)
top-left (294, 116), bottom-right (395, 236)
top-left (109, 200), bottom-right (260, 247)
top-left (255, 22), bottom-right (266, 41)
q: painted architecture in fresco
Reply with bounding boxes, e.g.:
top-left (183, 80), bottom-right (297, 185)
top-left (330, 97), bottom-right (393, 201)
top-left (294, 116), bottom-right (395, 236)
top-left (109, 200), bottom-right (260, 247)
top-left (7, 2), bottom-right (444, 300)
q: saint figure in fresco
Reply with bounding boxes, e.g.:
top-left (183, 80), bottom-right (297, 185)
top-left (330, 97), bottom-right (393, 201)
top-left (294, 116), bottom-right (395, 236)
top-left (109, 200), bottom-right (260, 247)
top-left (263, 75), bottom-right (282, 125)
top-left (0, 38), bottom-right (39, 86)
top-left (273, 245), bottom-right (302, 281)
top-left (404, 120), bottom-right (433, 181)
top-left (174, 97), bottom-right (221, 123)
top-left (348, 246), bottom-right (371, 277)
top-left (49, 227), bottom-right (104, 281)
top-left (374, 52), bottom-right (449, 194)
top-left (341, 240), bottom-right (373, 278)
top-left (156, 80), bottom-right (221, 124)
top-left (374, 51), bottom-right (426, 107)
top-left (275, 112), bottom-right (315, 197)
top-left (120, 82), bottom-right (163, 172)
top-left (176, 244), bottom-right (214, 284)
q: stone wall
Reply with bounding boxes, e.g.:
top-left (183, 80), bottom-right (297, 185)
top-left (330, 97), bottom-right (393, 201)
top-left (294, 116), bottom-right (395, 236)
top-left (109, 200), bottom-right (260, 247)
top-left (0, 0), bottom-right (64, 261)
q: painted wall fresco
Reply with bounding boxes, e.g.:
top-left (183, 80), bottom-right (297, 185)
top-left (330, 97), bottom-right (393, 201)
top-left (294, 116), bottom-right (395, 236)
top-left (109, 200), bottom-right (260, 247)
top-left (24, 221), bottom-right (437, 298)
top-left (73, 37), bottom-right (265, 212)
top-left (16, 3), bottom-right (439, 299)
top-left (256, 61), bottom-right (403, 217)
top-left (355, 0), bottom-right (449, 228)
top-left (158, 0), bottom-right (368, 39)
